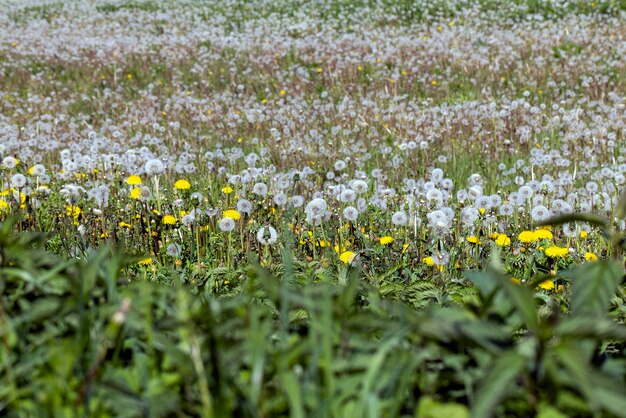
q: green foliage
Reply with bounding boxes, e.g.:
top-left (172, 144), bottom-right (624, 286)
top-left (1, 215), bottom-right (626, 417)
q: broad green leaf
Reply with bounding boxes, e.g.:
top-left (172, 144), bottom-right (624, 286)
top-left (591, 373), bottom-right (626, 418)
top-left (281, 371), bottom-right (304, 418)
top-left (568, 261), bottom-right (623, 316)
top-left (556, 316), bottom-right (626, 340)
top-left (416, 396), bottom-right (469, 418)
top-left (471, 351), bottom-right (525, 418)
top-left (464, 270), bottom-right (498, 299)
top-left (537, 404), bottom-right (567, 418)
top-left (553, 343), bottom-right (598, 414)
top-left (497, 270), bottom-right (539, 331)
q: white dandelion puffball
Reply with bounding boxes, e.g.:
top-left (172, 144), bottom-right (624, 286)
top-left (219, 217), bottom-right (236, 232)
top-left (145, 159), bottom-right (165, 176)
top-left (391, 211), bottom-right (408, 226)
top-left (343, 206), bottom-right (359, 221)
top-left (256, 225), bottom-right (278, 245)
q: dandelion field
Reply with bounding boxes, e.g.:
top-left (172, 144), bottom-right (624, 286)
top-left (3, 1), bottom-right (626, 416)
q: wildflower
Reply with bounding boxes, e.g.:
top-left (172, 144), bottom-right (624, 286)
top-left (343, 206), bottom-right (359, 221)
top-left (137, 186), bottom-right (152, 202)
top-left (422, 257), bottom-right (435, 265)
top-left (495, 234), bottom-right (511, 246)
top-left (274, 193), bottom-right (288, 206)
top-left (190, 192), bottom-right (203, 204)
top-left (166, 244), bottom-right (182, 257)
top-left (223, 209), bottom-right (241, 220)
top-left (30, 164), bottom-right (46, 176)
top-left (145, 159), bottom-right (165, 176)
top-left (534, 229), bottom-right (552, 240)
top-left (66, 205), bottom-right (81, 218)
top-left (380, 236), bottom-right (394, 245)
top-left (544, 246), bottom-right (569, 258)
top-left (257, 225), bottom-right (278, 245)
top-left (531, 205), bottom-right (551, 222)
top-left (252, 182), bottom-right (268, 196)
top-left (219, 217), bottom-right (236, 232)
top-left (391, 211), bottom-right (408, 226)
top-left (1, 156), bottom-right (17, 170)
top-left (174, 179), bottom-right (191, 190)
top-left (222, 186), bottom-right (234, 194)
top-left (340, 251), bottom-right (357, 264)
top-left (182, 213), bottom-right (195, 227)
top-left (305, 198), bottom-right (328, 224)
top-left (466, 236), bottom-right (480, 244)
top-left (0, 200), bottom-right (9, 213)
top-left (162, 215), bottom-right (177, 225)
top-left (10, 174), bottom-right (26, 189)
top-left (130, 188), bottom-right (142, 199)
top-left (126, 175), bottom-right (142, 185)
top-left (138, 257), bottom-right (153, 265)
top-left (432, 251), bottom-right (450, 265)
top-left (518, 230), bottom-right (537, 243)
top-left (584, 252), bottom-right (598, 261)
top-left (580, 231), bottom-right (588, 238)
top-left (237, 199), bottom-right (253, 215)
top-left (352, 180), bottom-right (368, 194)
top-left (118, 221), bottom-right (132, 228)
top-left (290, 195), bottom-right (304, 208)
top-left (538, 280), bottom-right (555, 290)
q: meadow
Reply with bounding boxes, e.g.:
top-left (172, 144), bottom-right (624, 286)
top-left (2, 0), bottom-right (626, 416)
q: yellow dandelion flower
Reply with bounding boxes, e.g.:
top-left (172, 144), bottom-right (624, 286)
top-left (65, 205), bottom-right (81, 218)
top-left (580, 230), bottom-right (588, 238)
top-left (137, 257), bottom-right (152, 265)
top-left (518, 230), bottom-right (537, 243)
top-left (125, 175), bottom-right (142, 185)
top-left (118, 221), bottom-right (132, 228)
top-left (222, 186), bottom-right (234, 194)
top-left (584, 252), bottom-right (598, 261)
top-left (538, 280), bottom-right (555, 290)
top-left (544, 246), bottom-right (569, 258)
top-left (130, 188), bottom-right (141, 199)
top-left (534, 229), bottom-right (553, 240)
top-left (174, 179), bottom-right (191, 190)
top-left (479, 207), bottom-right (486, 215)
top-left (422, 257), bottom-right (435, 266)
top-left (0, 200), bottom-right (9, 212)
top-left (223, 209), bottom-right (241, 220)
top-left (495, 234), bottom-right (511, 246)
top-left (162, 215), bottom-right (177, 225)
top-left (340, 251), bottom-right (356, 264)
top-left (380, 236), bottom-right (394, 245)
top-left (466, 236), bottom-right (480, 244)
